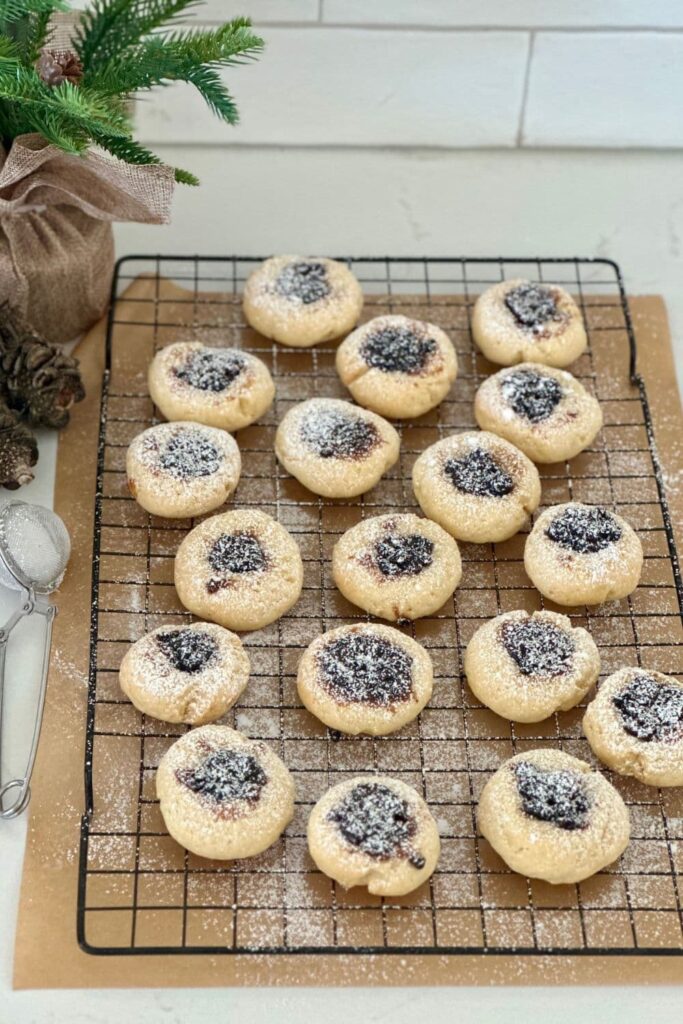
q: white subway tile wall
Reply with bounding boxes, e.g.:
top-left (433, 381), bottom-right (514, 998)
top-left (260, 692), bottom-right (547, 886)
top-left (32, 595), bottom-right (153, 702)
top-left (136, 2), bottom-right (683, 149)
top-left (524, 32), bottom-right (683, 147)
top-left (320, 1), bottom-right (683, 30)
top-left (201, 0), bottom-right (319, 21)
top-left (136, 27), bottom-right (530, 147)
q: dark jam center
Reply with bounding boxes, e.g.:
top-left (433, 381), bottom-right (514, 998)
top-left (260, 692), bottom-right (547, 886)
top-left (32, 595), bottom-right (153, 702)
top-left (444, 447), bottom-right (514, 498)
top-left (327, 782), bottom-right (425, 868)
top-left (514, 761), bottom-right (590, 831)
top-left (374, 533), bottom-right (434, 578)
top-left (545, 505), bottom-right (622, 554)
top-left (360, 326), bottom-right (437, 374)
top-left (156, 629), bottom-right (218, 673)
top-left (158, 432), bottom-right (221, 479)
top-left (208, 532), bottom-right (267, 574)
top-left (300, 408), bottom-right (378, 460)
top-left (275, 260), bottom-right (331, 305)
top-left (500, 369), bottom-right (564, 424)
top-left (613, 674), bottom-right (683, 743)
top-left (318, 634), bottom-right (414, 706)
top-left (174, 349), bottom-right (246, 393)
top-left (504, 283), bottom-right (560, 329)
top-left (177, 748), bottom-right (267, 804)
top-left (501, 620), bottom-right (575, 677)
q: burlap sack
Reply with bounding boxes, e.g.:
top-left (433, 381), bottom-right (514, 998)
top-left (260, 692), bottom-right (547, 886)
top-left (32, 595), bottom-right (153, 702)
top-left (0, 134), bottom-right (175, 343)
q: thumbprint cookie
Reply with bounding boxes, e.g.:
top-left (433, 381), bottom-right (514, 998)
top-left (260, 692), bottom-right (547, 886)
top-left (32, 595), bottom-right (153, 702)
top-left (464, 610), bottom-right (600, 723)
top-left (584, 667), bottom-right (683, 787)
top-left (524, 502), bottom-right (643, 606)
top-left (126, 421), bottom-right (241, 518)
top-left (275, 397), bottom-right (400, 498)
top-left (472, 279), bottom-right (587, 368)
top-left (474, 362), bottom-right (603, 464)
top-left (243, 255), bottom-right (363, 347)
top-left (157, 725), bottom-right (294, 860)
top-left (336, 314), bottom-right (458, 420)
top-left (174, 509), bottom-right (303, 631)
top-left (297, 623), bottom-right (433, 736)
top-left (148, 341), bottom-right (274, 431)
top-left (307, 776), bottom-right (440, 896)
top-left (332, 512), bottom-right (462, 621)
top-left (412, 430), bottom-right (541, 544)
top-left (478, 748), bottom-right (630, 884)
top-left (119, 622), bottom-right (250, 726)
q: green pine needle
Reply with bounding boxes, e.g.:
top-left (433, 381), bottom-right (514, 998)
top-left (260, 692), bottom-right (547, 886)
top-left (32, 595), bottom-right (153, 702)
top-left (76, 0), bottom-right (202, 71)
top-left (0, 0), bottom-right (68, 23)
top-left (92, 130), bottom-right (200, 185)
top-left (23, 7), bottom-right (54, 61)
top-left (1, 3), bottom-right (262, 182)
top-left (173, 166), bottom-right (198, 185)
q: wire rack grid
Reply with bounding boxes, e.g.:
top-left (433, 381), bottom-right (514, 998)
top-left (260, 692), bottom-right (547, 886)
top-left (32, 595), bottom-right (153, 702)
top-left (77, 255), bottom-right (683, 958)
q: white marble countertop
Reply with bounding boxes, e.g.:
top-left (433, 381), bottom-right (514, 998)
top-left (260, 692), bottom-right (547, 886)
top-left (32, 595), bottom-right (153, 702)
top-left (3, 146), bottom-right (683, 1020)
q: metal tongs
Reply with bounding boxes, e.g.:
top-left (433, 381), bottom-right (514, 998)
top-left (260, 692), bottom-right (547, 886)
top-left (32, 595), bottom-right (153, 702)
top-left (0, 500), bottom-right (70, 819)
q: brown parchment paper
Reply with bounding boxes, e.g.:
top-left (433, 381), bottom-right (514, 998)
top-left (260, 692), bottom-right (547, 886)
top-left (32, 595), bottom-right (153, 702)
top-left (12, 278), bottom-right (683, 988)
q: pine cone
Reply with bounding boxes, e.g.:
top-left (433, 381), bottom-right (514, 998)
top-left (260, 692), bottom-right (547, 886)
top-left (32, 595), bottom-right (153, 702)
top-left (36, 48), bottom-right (84, 87)
top-left (0, 402), bottom-right (38, 490)
top-left (0, 307), bottom-right (85, 429)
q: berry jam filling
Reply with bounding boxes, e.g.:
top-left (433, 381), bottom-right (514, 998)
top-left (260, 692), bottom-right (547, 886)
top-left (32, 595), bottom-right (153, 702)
top-left (500, 369), bottom-right (564, 423)
top-left (612, 674), bottom-right (683, 743)
top-left (318, 633), bottom-right (414, 706)
top-left (300, 407), bottom-right (378, 460)
top-left (545, 505), bottom-right (622, 554)
top-left (501, 619), bottom-right (575, 677)
top-left (177, 748), bottom-right (267, 804)
top-left (373, 533), bottom-right (434, 577)
top-left (514, 761), bottom-right (590, 831)
top-left (158, 431), bottom-right (221, 479)
top-left (208, 533), bottom-right (267, 575)
top-left (327, 782), bottom-right (425, 868)
top-left (360, 325), bottom-right (437, 374)
top-left (444, 447), bottom-right (514, 498)
top-left (156, 629), bottom-right (218, 674)
top-left (275, 260), bottom-right (331, 304)
top-left (504, 283), bottom-right (560, 330)
top-left (173, 348), bottom-right (246, 392)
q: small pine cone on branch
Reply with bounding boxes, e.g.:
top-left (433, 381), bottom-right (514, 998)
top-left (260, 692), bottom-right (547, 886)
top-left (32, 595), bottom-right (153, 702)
top-left (36, 48), bottom-right (84, 88)
top-left (0, 402), bottom-right (38, 490)
top-left (0, 308), bottom-right (85, 429)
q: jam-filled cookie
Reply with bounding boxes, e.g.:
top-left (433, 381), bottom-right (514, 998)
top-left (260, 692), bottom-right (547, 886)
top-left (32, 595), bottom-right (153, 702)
top-left (275, 397), bottom-right (400, 498)
top-left (174, 509), bottom-right (303, 631)
top-left (148, 341), bottom-right (274, 431)
top-left (525, 502), bottom-right (643, 606)
top-left (464, 610), bottom-right (600, 723)
top-left (584, 667), bottom-right (683, 787)
top-left (412, 430), bottom-right (541, 544)
top-left (119, 622), bottom-right (250, 726)
top-left (472, 279), bottom-right (588, 368)
top-left (243, 255), bottom-right (363, 347)
top-left (126, 421), bottom-right (241, 519)
top-left (297, 623), bottom-right (433, 736)
top-left (335, 314), bottom-right (458, 420)
top-left (307, 776), bottom-right (440, 896)
top-left (474, 362), bottom-right (603, 464)
top-left (478, 748), bottom-right (630, 884)
top-left (157, 725), bottom-right (294, 860)
top-left (332, 512), bottom-right (462, 621)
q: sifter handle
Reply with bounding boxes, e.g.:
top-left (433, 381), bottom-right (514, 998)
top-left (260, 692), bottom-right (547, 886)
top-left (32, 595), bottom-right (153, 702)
top-left (0, 595), bottom-right (56, 820)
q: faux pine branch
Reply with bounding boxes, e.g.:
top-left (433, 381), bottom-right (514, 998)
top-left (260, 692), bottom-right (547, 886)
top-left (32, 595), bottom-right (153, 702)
top-left (0, 0), bottom-right (263, 183)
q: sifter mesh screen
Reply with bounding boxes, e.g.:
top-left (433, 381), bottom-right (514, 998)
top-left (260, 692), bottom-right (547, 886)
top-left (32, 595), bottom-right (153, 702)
top-left (0, 502), bottom-right (70, 593)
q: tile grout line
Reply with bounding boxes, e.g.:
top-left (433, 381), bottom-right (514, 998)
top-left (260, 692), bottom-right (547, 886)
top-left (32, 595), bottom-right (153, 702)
top-left (515, 30), bottom-right (534, 148)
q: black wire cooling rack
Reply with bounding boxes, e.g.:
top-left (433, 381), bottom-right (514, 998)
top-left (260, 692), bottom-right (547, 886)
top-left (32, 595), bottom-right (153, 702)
top-left (77, 256), bottom-right (683, 957)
